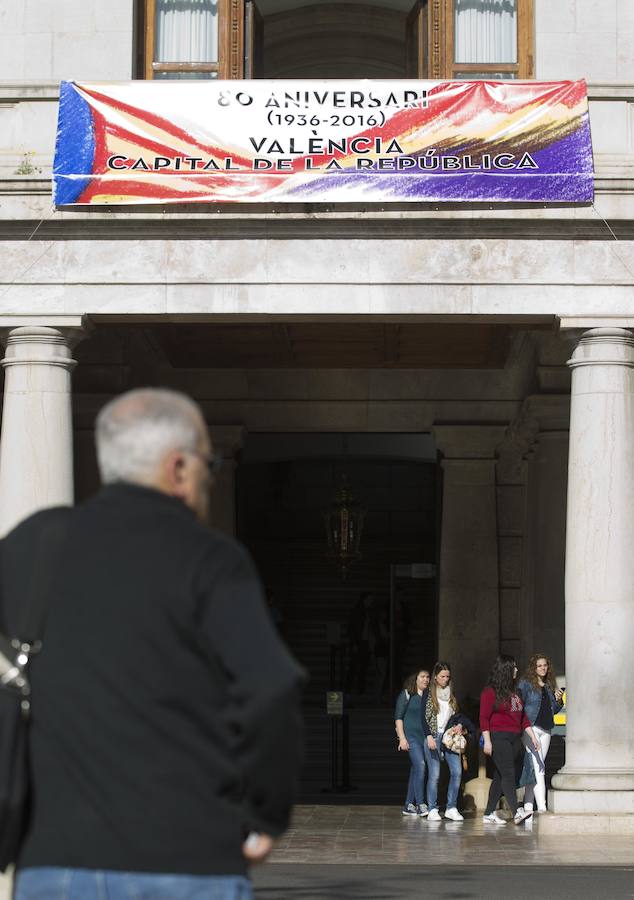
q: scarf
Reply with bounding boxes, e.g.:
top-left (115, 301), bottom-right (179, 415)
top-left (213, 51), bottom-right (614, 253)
top-left (425, 685), bottom-right (453, 735)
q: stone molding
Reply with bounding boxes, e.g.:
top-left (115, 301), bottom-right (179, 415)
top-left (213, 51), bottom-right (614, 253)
top-left (497, 404), bottom-right (540, 457)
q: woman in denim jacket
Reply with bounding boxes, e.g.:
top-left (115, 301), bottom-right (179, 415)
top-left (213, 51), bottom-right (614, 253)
top-left (516, 654), bottom-right (563, 813)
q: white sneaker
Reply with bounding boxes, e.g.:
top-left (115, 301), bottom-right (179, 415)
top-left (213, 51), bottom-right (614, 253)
top-left (523, 803), bottom-right (534, 812)
top-left (536, 807), bottom-right (547, 814)
top-left (444, 807), bottom-right (464, 822)
top-left (427, 808), bottom-right (442, 821)
top-left (514, 808), bottom-right (533, 825)
top-left (482, 812), bottom-right (506, 825)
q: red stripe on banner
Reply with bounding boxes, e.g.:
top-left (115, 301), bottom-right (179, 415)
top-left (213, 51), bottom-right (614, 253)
top-left (78, 84), bottom-right (253, 170)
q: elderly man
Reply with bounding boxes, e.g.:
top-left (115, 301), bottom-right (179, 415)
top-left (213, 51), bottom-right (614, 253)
top-left (2, 388), bottom-right (304, 900)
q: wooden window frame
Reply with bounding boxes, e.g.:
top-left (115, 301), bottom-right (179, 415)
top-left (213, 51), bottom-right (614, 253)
top-left (411, 0), bottom-right (534, 80)
top-left (442, 0), bottom-right (534, 79)
top-left (142, 0), bottom-right (246, 79)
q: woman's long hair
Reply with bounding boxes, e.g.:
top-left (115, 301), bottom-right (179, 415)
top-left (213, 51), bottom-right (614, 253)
top-left (486, 654), bottom-right (517, 705)
top-left (524, 653), bottom-right (557, 692)
top-left (402, 670), bottom-right (429, 695)
top-left (429, 660), bottom-right (458, 714)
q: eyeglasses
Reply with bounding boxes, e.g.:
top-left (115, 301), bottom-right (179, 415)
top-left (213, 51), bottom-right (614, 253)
top-left (186, 449), bottom-right (223, 477)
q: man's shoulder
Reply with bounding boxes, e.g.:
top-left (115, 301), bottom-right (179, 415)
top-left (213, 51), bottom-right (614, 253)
top-left (2, 505), bottom-right (72, 548)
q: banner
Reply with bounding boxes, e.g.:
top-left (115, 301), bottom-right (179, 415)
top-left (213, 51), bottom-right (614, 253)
top-left (53, 79), bottom-right (593, 205)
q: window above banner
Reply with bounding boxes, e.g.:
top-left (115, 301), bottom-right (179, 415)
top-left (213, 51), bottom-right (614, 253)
top-left (139, 0), bottom-right (534, 80)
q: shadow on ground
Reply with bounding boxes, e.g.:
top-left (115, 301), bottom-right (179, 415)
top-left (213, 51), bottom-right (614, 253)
top-left (253, 864), bottom-right (634, 900)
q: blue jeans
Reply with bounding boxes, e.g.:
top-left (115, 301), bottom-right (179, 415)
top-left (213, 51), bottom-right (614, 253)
top-left (424, 732), bottom-right (463, 811)
top-left (14, 868), bottom-right (252, 900)
top-left (404, 737), bottom-right (426, 807)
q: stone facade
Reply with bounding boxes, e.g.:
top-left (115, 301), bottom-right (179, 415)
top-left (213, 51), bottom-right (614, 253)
top-left (0, 0), bottom-right (633, 840)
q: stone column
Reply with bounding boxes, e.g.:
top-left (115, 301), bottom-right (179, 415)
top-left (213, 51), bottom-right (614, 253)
top-left (0, 326), bottom-right (82, 536)
top-left (433, 425), bottom-right (507, 696)
top-left (549, 328), bottom-right (634, 816)
top-left (208, 426), bottom-right (245, 537)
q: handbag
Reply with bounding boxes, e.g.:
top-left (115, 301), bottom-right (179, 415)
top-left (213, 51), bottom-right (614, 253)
top-left (0, 509), bottom-right (70, 870)
top-left (442, 727), bottom-right (467, 753)
top-left (442, 726), bottom-right (469, 771)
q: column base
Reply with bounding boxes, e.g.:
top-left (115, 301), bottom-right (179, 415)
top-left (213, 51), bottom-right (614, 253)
top-left (552, 769), bottom-right (634, 791)
top-left (548, 788), bottom-right (634, 815)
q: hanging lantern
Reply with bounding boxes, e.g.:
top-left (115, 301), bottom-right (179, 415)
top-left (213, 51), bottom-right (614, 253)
top-left (323, 473), bottom-right (365, 579)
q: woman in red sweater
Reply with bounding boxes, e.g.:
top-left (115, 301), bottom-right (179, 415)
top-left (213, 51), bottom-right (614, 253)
top-left (480, 654), bottom-right (540, 825)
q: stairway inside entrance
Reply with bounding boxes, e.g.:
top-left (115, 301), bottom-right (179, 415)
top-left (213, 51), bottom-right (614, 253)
top-left (300, 706), bottom-right (410, 804)
top-left (291, 614), bottom-right (436, 804)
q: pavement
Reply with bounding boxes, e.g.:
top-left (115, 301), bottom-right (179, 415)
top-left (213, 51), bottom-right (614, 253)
top-left (266, 805), bottom-right (634, 866)
top-left (251, 805), bottom-right (634, 899)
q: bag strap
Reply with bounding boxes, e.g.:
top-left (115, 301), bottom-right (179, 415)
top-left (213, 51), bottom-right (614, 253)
top-left (16, 509), bottom-right (72, 643)
top-left (0, 509), bottom-right (70, 698)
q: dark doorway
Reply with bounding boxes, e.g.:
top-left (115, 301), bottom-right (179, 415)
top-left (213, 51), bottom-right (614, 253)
top-left (236, 433), bottom-right (439, 802)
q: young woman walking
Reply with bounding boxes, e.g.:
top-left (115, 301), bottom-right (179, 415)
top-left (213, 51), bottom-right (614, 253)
top-left (394, 670), bottom-right (430, 816)
top-left (517, 654), bottom-right (563, 813)
top-left (422, 661), bottom-right (475, 822)
top-left (480, 654), bottom-right (540, 825)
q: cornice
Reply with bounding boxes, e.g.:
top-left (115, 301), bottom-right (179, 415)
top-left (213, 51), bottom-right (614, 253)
top-left (0, 80), bottom-right (633, 103)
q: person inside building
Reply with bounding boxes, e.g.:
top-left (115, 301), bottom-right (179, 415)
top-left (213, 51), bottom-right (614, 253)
top-left (422, 661), bottom-right (475, 822)
top-left (394, 669), bottom-right (431, 817)
top-left (345, 591), bottom-right (376, 697)
top-left (480, 654), bottom-right (540, 826)
top-left (516, 653), bottom-right (564, 814)
top-left (4, 388), bottom-right (305, 900)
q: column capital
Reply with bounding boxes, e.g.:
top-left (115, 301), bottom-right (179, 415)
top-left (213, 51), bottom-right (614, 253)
top-left (1, 321), bottom-right (94, 370)
top-left (208, 425), bottom-right (246, 460)
top-left (566, 326), bottom-right (634, 371)
top-left (433, 424), bottom-right (507, 460)
top-left (1, 326), bottom-right (77, 372)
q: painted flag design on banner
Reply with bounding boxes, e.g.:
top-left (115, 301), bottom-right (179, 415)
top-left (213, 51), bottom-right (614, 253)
top-left (53, 79), bottom-right (594, 205)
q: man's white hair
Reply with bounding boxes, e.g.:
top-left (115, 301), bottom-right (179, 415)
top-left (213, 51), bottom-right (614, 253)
top-left (96, 388), bottom-right (204, 485)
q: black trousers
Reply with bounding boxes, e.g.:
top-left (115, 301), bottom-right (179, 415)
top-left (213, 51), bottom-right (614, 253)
top-left (485, 731), bottom-right (523, 815)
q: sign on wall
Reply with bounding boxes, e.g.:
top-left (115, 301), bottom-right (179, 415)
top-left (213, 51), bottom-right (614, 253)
top-left (53, 79), bottom-right (593, 205)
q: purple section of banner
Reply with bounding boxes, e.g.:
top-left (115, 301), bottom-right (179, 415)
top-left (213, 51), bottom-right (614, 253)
top-left (287, 126), bottom-right (594, 203)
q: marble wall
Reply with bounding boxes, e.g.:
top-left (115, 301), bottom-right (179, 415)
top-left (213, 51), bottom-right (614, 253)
top-left (536, 0), bottom-right (634, 82)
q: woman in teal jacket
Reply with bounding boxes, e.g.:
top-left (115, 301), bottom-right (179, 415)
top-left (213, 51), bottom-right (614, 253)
top-left (394, 669), bottom-right (430, 816)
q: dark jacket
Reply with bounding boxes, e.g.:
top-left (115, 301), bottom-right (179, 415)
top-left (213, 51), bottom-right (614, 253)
top-left (419, 688), bottom-right (476, 737)
top-left (0, 484), bottom-right (305, 877)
